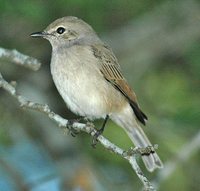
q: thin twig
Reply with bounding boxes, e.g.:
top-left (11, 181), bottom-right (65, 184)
top-left (0, 47), bottom-right (41, 71)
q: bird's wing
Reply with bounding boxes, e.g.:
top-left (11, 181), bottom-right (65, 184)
top-left (91, 44), bottom-right (147, 125)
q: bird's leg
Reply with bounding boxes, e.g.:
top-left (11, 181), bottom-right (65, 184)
top-left (92, 115), bottom-right (109, 147)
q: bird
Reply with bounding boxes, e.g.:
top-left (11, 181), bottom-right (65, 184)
top-left (31, 16), bottom-right (163, 172)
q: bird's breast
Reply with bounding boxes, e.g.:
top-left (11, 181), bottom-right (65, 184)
top-left (50, 46), bottom-right (114, 119)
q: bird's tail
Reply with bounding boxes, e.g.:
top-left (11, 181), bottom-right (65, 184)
top-left (111, 109), bottom-right (163, 172)
top-left (125, 122), bottom-right (163, 172)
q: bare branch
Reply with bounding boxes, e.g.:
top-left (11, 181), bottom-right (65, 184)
top-left (0, 49), bottom-right (156, 191)
top-left (0, 47), bottom-right (41, 71)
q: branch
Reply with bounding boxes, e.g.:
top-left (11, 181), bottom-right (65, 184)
top-left (0, 48), bottom-right (155, 191)
top-left (0, 47), bottom-right (41, 71)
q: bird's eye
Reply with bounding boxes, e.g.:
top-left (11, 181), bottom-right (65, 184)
top-left (56, 27), bottom-right (65, 34)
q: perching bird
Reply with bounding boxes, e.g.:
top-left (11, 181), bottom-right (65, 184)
top-left (31, 16), bottom-right (163, 172)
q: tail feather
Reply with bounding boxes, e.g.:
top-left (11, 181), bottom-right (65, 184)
top-left (126, 123), bottom-right (163, 172)
top-left (111, 107), bottom-right (163, 172)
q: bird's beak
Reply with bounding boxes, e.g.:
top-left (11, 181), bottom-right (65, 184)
top-left (30, 31), bottom-right (47, 38)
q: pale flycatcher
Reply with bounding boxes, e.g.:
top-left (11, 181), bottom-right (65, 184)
top-left (31, 16), bottom-right (163, 172)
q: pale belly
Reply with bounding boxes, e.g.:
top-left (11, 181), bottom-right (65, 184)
top-left (51, 63), bottom-right (113, 119)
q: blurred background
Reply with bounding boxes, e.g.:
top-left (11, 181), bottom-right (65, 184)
top-left (0, 0), bottom-right (200, 190)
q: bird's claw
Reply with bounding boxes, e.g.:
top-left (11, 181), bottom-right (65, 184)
top-left (67, 119), bottom-right (80, 137)
top-left (92, 128), bottom-right (104, 148)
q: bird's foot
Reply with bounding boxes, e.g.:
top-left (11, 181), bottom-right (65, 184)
top-left (67, 117), bottom-right (90, 137)
top-left (91, 115), bottom-right (109, 148)
top-left (92, 128), bottom-right (104, 148)
top-left (67, 118), bottom-right (82, 137)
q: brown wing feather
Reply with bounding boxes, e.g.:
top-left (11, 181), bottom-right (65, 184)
top-left (112, 79), bottom-right (148, 125)
top-left (91, 44), bottom-right (148, 125)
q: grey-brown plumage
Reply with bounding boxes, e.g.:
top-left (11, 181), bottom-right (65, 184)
top-left (91, 44), bottom-right (148, 125)
top-left (31, 16), bottom-right (163, 172)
